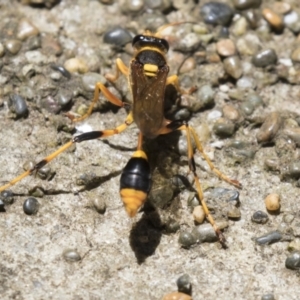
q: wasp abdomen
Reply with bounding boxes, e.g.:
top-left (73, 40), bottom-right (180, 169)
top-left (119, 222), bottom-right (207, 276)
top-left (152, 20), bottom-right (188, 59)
top-left (120, 151), bottom-right (151, 217)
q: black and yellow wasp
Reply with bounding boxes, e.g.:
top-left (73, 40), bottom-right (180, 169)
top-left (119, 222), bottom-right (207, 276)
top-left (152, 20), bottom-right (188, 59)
top-left (0, 22), bottom-right (241, 246)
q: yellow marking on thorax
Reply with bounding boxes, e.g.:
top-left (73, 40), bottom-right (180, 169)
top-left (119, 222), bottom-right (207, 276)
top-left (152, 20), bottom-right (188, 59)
top-left (144, 64), bottom-right (158, 77)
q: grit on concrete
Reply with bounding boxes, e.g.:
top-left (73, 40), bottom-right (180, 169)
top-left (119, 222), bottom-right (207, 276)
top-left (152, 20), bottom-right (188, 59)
top-left (1, 1), bottom-right (300, 300)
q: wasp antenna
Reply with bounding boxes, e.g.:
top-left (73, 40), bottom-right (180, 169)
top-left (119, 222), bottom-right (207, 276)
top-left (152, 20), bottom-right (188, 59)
top-left (154, 21), bottom-right (197, 38)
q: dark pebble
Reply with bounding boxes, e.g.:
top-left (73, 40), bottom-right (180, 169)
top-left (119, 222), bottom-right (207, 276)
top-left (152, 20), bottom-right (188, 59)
top-left (261, 294), bottom-right (275, 300)
top-left (285, 251), bottom-right (300, 270)
top-left (176, 274), bottom-right (192, 295)
top-left (178, 230), bottom-right (196, 248)
top-left (8, 94), bottom-right (29, 118)
top-left (251, 211), bottom-right (269, 224)
top-left (191, 223), bottom-right (222, 243)
top-left (50, 64), bottom-right (71, 79)
top-left (103, 27), bottom-right (133, 46)
top-left (213, 121), bottom-right (235, 137)
top-left (288, 162), bottom-right (300, 179)
top-left (63, 249), bottom-right (82, 262)
top-left (200, 2), bottom-right (234, 26)
top-left (210, 187), bottom-right (240, 205)
top-left (252, 49), bottom-right (277, 68)
top-left (232, 0), bottom-right (262, 10)
top-left (165, 219), bottom-right (180, 233)
top-left (23, 197), bottom-right (39, 215)
top-left (255, 230), bottom-right (292, 245)
top-left (0, 190), bottom-right (14, 205)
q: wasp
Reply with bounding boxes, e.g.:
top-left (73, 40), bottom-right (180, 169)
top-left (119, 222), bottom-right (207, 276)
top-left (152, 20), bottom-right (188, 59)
top-left (0, 22), bottom-right (241, 246)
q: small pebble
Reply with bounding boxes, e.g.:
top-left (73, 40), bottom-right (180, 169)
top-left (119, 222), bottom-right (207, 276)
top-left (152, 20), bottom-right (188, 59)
top-left (236, 34), bottom-right (261, 56)
top-left (8, 94), bottom-right (29, 118)
top-left (261, 294), bottom-right (275, 300)
top-left (288, 240), bottom-right (300, 252)
top-left (200, 2), bottom-right (234, 26)
top-left (23, 197), bottom-right (39, 215)
top-left (81, 72), bottom-right (106, 92)
top-left (291, 47), bottom-right (300, 63)
top-left (223, 104), bottom-right (240, 122)
top-left (191, 85), bottom-right (215, 112)
top-left (25, 50), bottom-right (48, 65)
top-left (247, 93), bottom-right (263, 108)
top-left (256, 112), bottom-right (282, 143)
top-left (251, 210), bottom-right (269, 224)
top-left (17, 18), bottom-right (39, 40)
top-left (176, 33), bottom-right (201, 52)
top-left (232, 0), bottom-right (262, 10)
top-left (252, 49), bottom-right (277, 68)
top-left (265, 193), bottom-right (281, 212)
top-left (103, 27), bottom-right (133, 46)
top-left (216, 39), bottom-right (236, 57)
top-left (37, 165), bottom-right (52, 180)
top-left (223, 56), bottom-right (243, 79)
top-left (192, 222), bottom-right (228, 243)
top-left (176, 274), bottom-right (191, 294)
top-left (5, 40), bottom-right (22, 55)
top-left (231, 17), bottom-right (248, 36)
top-left (283, 127), bottom-right (300, 146)
top-left (179, 57), bottom-right (196, 74)
top-left (124, 0), bottom-right (144, 12)
top-left (273, 2), bottom-right (291, 15)
top-left (93, 198), bottom-right (106, 214)
top-left (240, 101), bottom-right (254, 116)
top-left (283, 213), bottom-right (295, 224)
top-left (178, 230), bottom-right (196, 248)
top-left (285, 251), bottom-right (300, 270)
top-left (236, 76), bottom-right (256, 89)
top-left (63, 249), bottom-right (82, 262)
top-left (162, 292), bottom-right (192, 300)
top-left (255, 230), bottom-right (282, 245)
top-left (213, 119), bottom-right (235, 137)
top-left (64, 58), bottom-right (88, 74)
top-left (193, 205), bottom-right (205, 224)
top-left (287, 162), bottom-right (300, 179)
top-left (0, 190), bottom-right (14, 205)
top-left (227, 205), bottom-right (241, 219)
top-left (245, 10), bottom-right (260, 29)
top-left (50, 64), bottom-right (71, 79)
top-left (165, 219), bottom-right (180, 233)
top-left (262, 8), bottom-right (284, 32)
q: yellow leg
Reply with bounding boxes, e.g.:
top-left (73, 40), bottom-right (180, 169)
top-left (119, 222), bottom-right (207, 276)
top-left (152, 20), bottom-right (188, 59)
top-left (105, 58), bottom-right (129, 82)
top-left (158, 120), bottom-right (241, 246)
top-left (166, 75), bottom-right (197, 95)
top-left (66, 81), bottom-right (126, 122)
top-left (0, 113), bottom-right (134, 193)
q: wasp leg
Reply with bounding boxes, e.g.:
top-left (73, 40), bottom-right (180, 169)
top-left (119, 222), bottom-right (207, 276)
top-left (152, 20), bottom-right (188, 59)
top-left (66, 79), bottom-right (127, 122)
top-left (166, 75), bottom-right (197, 95)
top-left (105, 58), bottom-right (129, 82)
top-left (158, 120), bottom-right (241, 246)
top-left (0, 113), bottom-right (134, 193)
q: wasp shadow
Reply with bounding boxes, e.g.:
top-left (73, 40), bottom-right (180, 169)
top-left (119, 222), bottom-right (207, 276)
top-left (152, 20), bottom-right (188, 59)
top-left (129, 202), bottom-right (162, 264)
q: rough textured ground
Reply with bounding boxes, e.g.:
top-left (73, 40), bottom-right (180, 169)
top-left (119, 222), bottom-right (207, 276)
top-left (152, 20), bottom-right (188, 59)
top-left (1, 1), bottom-right (300, 300)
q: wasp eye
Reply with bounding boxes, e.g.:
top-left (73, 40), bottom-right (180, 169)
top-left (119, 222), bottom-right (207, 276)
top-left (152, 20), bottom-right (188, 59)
top-left (160, 38), bottom-right (169, 52)
top-left (132, 35), bottom-right (144, 48)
